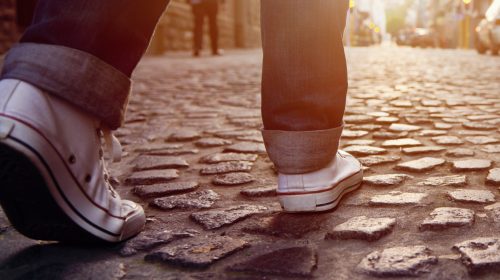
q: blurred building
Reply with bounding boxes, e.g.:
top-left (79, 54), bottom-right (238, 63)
top-left (407, 0), bottom-right (493, 48)
top-left (0, 0), bottom-right (18, 54)
top-left (148, 0), bottom-right (261, 54)
top-left (347, 0), bottom-right (386, 46)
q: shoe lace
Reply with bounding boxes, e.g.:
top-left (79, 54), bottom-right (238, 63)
top-left (102, 127), bottom-right (123, 163)
top-left (99, 126), bottom-right (122, 200)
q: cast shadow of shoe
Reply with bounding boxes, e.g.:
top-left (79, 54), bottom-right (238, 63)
top-left (0, 242), bottom-right (124, 280)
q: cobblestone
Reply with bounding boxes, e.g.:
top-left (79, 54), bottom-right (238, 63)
top-left (462, 122), bottom-right (496, 131)
top-left (357, 246), bottom-right (438, 277)
top-left (191, 204), bottom-right (267, 229)
top-left (465, 136), bottom-right (500, 145)
top-left (342, 129), bottom-right (369, 138)
top-left (446, 148), bottom-right (475, 157)
top-left (151, 190), bottom-right (220, 210)
top-left (2, 48), bottom-right (499, 279)
top-left (199, 161), bottom-right (253, 175)
top-left (363, 174), bottom-right (413, 186)
top-left (402, 146), bottom-right (446, 155)
top-left (417, 175), bottom-right (467, 187)
top-left (199, 152), bottom-right (258, 164)
top-left (120, 230), bottom-right (197, 256)
top-left (486, 168), bottom-right (500, 186)
top-left (432, 136), bottom-right (464, 145)
top-left (167, 129), bottom-right (201, 142)
top-left (212, 172), bottom-right (255, 186)
top-left (484, 203), bottom-right (500, 223)
top-left (370, 191), bottom-right (428, 205)
top-left (326, 216), bottom-right (396, 241)
top-left (396, 157), bottom-right (446, 172)
top-left (125, 169), bottom-right (179, 185)
top-left (372, 130), bottom-right (409, 139)
top-left (224, 142), bottom-right (266, 154)
top-left (453, 238), bottom-right (500, 273)
top-left (240, 185), bottom-right (276, 197)
top-left (194, 138), bottom-right (232, 148)
top-left (452, 159), bottom-right (493, 172)
top-left (420, 207), bottom-right (475, 231)
top-left (447, 189), bottom-right (496, 204)
top-left (381, 138), bottom-right (422, 147)
top-left (481, 144), bottom-right (500, 153)
top-left (243, 214), bottom-right (328, 238)
top-left (133, 182), bottom-right (199, 198)
top-left (132, 155), bottom-right (189, 171)
top-left (389, 123), bottom-right (422, 132)
top-left (417, 130), bottom-right (447, 136)
top-left (145, 235), bottom-right (249, 268)
top-left (343, 145), bottom-right (387, 156)
top-left (358, 155), bottom-right (401, 166)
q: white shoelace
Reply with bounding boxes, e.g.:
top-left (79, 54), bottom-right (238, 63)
top-left (102, 127), bottom-right (122, 163)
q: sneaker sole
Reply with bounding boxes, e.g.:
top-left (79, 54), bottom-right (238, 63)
top-left (0, 115), bottom-right (142, 242)
top-left (0, 142), bottom-right (106, 243)
top-left (277, 170), bottom-right (363, 213)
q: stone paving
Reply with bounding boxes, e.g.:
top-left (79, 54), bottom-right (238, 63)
top-left (0, 47), bottom-right (499, 279)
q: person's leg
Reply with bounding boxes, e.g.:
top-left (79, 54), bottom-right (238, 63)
top-left (261, 0), bottom-right (362, 212)
top-left (3, 0), bottom-right (170, 129)
top-left (0, 0), bottom-right (170, 242)
top-left (206, 0), bottom-right (220, 55)
top-left (192, 4), bottom-right (204, 56)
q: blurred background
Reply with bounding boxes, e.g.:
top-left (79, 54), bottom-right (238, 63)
top-left (0, 0), bottom-right (499, 56)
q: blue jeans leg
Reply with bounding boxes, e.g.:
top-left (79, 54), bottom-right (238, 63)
top-left (1, 0), bottom-right (170, 129)
top-left (261, 0), bottom-right (350, 173)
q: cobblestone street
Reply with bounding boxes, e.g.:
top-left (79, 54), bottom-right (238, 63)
top-left (1, 46), bottom-right (500, 279)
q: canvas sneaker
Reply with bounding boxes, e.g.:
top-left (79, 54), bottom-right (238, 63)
top-left (0, 79), bottom-right (145, 243)
top-left (277, 150), bottom-right (363, 212)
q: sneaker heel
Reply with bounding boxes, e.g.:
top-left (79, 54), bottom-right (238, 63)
top-left (279, 194), bottom-right (317, 212)
top-left (0, 143), bottom-right (102, 243)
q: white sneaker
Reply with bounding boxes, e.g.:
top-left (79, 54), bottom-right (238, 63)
top-left (277, 150), bottom-right (363, 212)
top-left (0, 79), bottom-right (145, 243)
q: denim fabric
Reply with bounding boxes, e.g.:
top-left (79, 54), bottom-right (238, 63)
top-left (1, 43), bottom-right (130, 129)
top-left (261, 0), bottom-right (349, 131)
top-left (2, 0), bottom-right (170, 128)
top-left (261, 0), bottom-right (349, 173)
top-left (20, 0), bottom-right (170, 77)
top-left (262, 124), bottom-right (344, 174)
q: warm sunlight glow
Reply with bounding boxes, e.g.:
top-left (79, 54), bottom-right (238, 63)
top-left (349, 0), bottom-right (356, 9)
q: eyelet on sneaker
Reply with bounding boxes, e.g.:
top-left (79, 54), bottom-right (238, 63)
top-left (84, 174), bottom-right (92, 183)
top-left (68, 155), bottom-right (76, 164)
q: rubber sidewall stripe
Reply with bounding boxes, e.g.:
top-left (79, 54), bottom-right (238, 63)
top-left (7, 136), bottom-right (120, 238)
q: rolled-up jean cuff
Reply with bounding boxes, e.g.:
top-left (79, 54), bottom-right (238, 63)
top-left (262, 125), bottom-right (344, 174)
top-left (1, 43), bottom-right (131, 129)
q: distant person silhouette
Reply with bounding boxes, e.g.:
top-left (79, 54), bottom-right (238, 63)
top-left (188, 0), bottom-right (223, 56)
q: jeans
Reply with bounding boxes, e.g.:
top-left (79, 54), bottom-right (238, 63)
top-left (191, 0), bottom-right (219, 54)
top-left (1, 0), bottom-right (349, 174)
